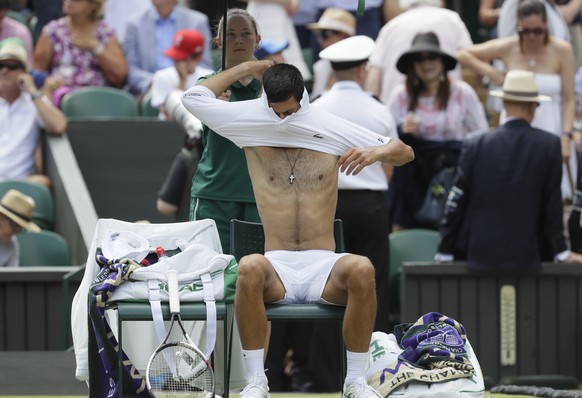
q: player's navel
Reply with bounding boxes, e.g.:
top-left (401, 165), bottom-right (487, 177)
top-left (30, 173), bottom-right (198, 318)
top-left (319, 175), bottom-right (323, 180)
top-left (269, 176), bottom-right (274, 181)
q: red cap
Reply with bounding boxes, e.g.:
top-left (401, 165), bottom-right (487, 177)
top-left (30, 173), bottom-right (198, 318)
top-left (164, 29), bottom-right (205, 61)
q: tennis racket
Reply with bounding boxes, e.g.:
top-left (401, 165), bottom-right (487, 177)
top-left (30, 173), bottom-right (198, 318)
top-left (146, 269), bottom-right (215, 397)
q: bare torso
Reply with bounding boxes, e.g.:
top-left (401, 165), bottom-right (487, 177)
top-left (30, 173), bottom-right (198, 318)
top-left (244, 146), bottom-right (339, 252)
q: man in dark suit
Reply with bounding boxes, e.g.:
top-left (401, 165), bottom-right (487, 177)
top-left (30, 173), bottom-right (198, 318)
top-left (436, 70), bottom-right (582, 271)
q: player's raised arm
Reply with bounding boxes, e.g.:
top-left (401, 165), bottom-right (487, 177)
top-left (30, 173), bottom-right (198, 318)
top-left (198, 60), bottom-right (274, 97)
top-left (338, 138), bottom-right (414, 176)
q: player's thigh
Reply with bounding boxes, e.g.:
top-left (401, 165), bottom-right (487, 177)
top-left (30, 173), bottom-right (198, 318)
top-left (237, 253), bottom-right (286, 302)
top-left (321, 254), bottom-right (375, 304)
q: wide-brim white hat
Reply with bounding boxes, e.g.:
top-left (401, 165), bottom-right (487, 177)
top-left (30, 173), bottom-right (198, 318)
top-left (490, 70), bottom-right (551, 102)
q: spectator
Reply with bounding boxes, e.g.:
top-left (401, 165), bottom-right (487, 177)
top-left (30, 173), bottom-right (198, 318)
top-left (246, 0), bottom-right (311, 80)
top-left (124, 0), bottom-right (212, 96)
top-left (33, 0), bottom-right (127, 107)
top-left (0, 38), bottom-right (67, 187)
top-left (0, 0), bottom-right (33, 59)
top-left (154, 29), bottom-right (212, 220)
top-left (436, 70), bottom-right (582, 269)
top-left (364, 0), bottom-right (473, 105)
top-left (150, 29), bottom-right (212, 119)
top-left (306, 8), bottom-right (355, 98)
top-left (0, 189), bottom-right (40, 267)
top-left (456, 0), bottom-right (577, 199)
top-left (309, 35), bottom-right (398, 390)
top-left (387, 32), bottom-right (488, 231)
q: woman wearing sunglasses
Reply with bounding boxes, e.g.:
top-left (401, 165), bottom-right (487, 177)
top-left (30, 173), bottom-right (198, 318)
top-left (386, 31), bottom-right (488, 231)
top-left (456, 0), bottom-right (576, 200)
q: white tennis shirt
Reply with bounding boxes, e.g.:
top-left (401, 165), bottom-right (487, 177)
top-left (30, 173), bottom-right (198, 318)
top-left (181, 85), bottom-right (391, 157)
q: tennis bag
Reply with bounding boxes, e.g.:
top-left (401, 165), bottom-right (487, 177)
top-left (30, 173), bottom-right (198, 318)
top-left (366, 313), bottom-right (485, 398)
top-left (83, 218), bottom-right (236, 398)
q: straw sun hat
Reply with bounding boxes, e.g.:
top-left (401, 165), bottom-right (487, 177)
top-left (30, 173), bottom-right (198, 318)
top-left (490, 70), bottom-right (551, 103)
top-left (0, 189), bottom-right (40, 233)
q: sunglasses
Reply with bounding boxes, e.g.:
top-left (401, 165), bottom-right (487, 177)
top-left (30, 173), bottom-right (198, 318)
top-left (317, 29), bottom-right (342, 40)
top-left (0, 61), bottom-right (23, 71)
top-left (414, 53), bottom-right (440, 63)
top-left (517, 27), bottom-right (546, 36)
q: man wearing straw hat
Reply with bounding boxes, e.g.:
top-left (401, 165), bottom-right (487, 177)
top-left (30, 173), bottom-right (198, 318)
top-left (0, 189), bottom-right (40, 267)
top-left (436, 70), bottom-right (582, 270)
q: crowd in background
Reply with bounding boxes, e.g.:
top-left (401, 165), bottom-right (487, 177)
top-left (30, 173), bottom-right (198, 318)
top-left (4, 0), bottom-right (582, 394)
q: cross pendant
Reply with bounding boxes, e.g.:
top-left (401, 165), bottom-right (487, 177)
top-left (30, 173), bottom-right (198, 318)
top-left (289, 173), bottom-right (295, 184)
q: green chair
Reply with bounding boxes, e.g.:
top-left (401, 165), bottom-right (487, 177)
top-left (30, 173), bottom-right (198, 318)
top-left (0, 180), bottom-right (54, 230)
top-left (16, 230), bottom-right (70, 266)
top-left (139, 90), bottom-right (159, 117)
top-left (61, 87), bottom-right (139, 119)
top-left (229, 219), bottom-right (347, 380)
top-left (389, 229), bottom-right (439, 312)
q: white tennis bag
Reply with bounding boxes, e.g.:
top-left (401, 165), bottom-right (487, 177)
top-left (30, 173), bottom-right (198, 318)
top-left (366, 331), bottom-right (485, 398)
top-left (71, 218), bottom-right (246, 395)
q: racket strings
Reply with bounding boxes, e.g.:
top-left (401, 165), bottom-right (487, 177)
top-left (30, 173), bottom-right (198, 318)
top-left (148, 342), bottom-right (213, 397)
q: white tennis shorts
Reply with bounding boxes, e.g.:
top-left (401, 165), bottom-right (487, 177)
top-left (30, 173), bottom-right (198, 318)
top-left (265, 250), bottom-right (349, 304)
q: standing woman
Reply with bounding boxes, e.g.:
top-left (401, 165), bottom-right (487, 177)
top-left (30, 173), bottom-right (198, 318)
top-left (387, 31), bottom-right (489, 230)
top-left (189, 8), bottom-right (263, 255)
top-left (33, 0), bottom-right (127, 106)
top-left (456, 0), bottom-right (577, 199)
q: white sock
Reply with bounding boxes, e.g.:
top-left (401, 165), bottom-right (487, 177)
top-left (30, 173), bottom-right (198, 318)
top-left (242, 348), bottom-right (268, 384)
top-left (344, 350), bottom-right (368, 386)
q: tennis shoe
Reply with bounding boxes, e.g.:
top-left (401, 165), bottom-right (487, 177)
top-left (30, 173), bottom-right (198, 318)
top-left (240, 373), bottom-right (270, 398)
top-left (343, 376), bottom-right (382, 398)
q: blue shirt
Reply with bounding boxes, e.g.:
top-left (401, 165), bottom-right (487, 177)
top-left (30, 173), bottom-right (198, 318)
top-left (155, 8), bottom-right (177, 70)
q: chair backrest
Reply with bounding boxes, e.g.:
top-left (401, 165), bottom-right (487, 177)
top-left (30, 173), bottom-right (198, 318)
top-left (139, 90), bottom-right (159, 117)
top-left (0, 180), bottom-right (54, 230)
top-left (388, 229), bottom-right (439, 309)
top-left (16, 230), bottom-right (71, 266)
top-left (230, 219), bottom-right (345, 259)
top-left (61, 87), bottom-right (139, 118)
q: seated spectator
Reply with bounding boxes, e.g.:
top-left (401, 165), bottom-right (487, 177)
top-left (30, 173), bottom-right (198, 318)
top-left (436, 70), bottom-right (582, 269)
top-left (306, 8), bottom-right (355, 98)
top-left (0, 0), bottom-right (33, 59)
top-left (153, 29), bottom-right (211, 220)
top-left (0, 189), bottom-right (40, 267)
top-left (124, 0), bottom-right (212, 96)
top-left (150, 29), bottom-right (212, 120)
top-left (386, 32), bottom-right (488, 231)
top-left (33, 0), bottom-right (127, 107)
top-left (0, 38), bottom-right (67, 188)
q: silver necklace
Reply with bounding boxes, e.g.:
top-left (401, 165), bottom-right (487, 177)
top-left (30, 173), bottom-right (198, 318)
top-left (283, 148), bottom-right (303, 184)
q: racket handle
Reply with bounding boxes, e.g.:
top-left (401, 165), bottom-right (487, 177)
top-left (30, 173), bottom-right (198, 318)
top-left (167, 270), bottom-right (180, 314)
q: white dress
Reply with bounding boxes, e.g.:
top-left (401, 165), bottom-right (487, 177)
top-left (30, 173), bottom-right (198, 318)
top-left (501, 73), bottom-right (576, 199)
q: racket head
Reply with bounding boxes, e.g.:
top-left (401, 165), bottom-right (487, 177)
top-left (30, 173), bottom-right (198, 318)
top-left (146, 341), bottom-right (215, 397)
